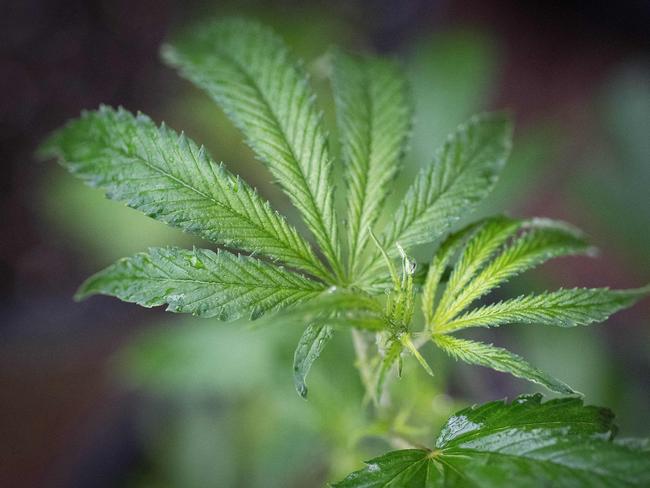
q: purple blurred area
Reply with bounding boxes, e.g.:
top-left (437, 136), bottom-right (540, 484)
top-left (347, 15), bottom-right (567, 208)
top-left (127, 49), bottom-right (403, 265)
top-left (1, 1), bottom-right (649, 486)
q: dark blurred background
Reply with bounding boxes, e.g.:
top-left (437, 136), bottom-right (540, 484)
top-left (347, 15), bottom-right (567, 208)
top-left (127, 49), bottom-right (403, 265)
top-left (1, 1), bottom-right (649, 486)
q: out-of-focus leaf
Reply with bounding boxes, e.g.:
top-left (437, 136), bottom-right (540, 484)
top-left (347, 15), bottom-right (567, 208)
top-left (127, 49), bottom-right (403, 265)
top-left (407, 31), bottom-right (498, 158)
top-left (574, 63), bottom-right (650, 263)
top-left (39, 167), bottom-right (190, 262)
top-left (115, 320), bottom-right (280, 395)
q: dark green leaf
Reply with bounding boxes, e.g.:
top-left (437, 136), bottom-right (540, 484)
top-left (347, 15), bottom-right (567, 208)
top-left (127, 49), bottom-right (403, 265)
top-left (333, 394), bottom-right (650, 487)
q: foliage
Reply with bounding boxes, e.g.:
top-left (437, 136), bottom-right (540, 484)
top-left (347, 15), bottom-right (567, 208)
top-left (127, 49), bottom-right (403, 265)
top-left (333, 394), bottom-right (650, 487)
top-left (39, 17), bottom-right (650, 487)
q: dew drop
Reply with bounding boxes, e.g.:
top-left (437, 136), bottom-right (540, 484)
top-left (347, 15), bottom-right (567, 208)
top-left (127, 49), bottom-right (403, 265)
top-left (407, 260), bottom-right (417, 275)
top-left (230, 176), bottom-right (239, 193)
top-left (189, 255), bottom-right (205, 269)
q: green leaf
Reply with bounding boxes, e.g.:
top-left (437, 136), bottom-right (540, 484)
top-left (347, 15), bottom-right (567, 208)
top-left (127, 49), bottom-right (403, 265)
top-left (162, 18), bottom-right (343, 279)
top-left (293, 323), bottom-right (333, 398)
top-left (435, 393), bottom-right (614, 445)
top-left (76, 247), bottom-right (324, 320)
top-left (360, 113), bottom-right (512, 280)
top-left (333, 449), bottom-right (434, 487)
top-left (333, 394), bottom-right (650, 487)
top-left (438, 285), bottom-right (650, 333)
top-left (422, 222), bottom-right (483, 328)
top-left (39, 106), bottom-right (329, 281)
top-left (384, 244), bottom-right (418, 330)
top-left (434, 217), bottom-right (522, 319)
top-left (375, 339), bottom-right (403, 401)
top-left (400, 333), bottom-right (434, 377)
top-left (434, 219), bottom-right (593, 325)
top-left (331, 50), bottom-right (411, 278)
top-left (433, 334), bottom-right (575, 395)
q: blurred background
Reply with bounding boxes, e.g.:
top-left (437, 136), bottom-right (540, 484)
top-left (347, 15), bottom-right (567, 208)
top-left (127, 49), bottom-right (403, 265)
top-left (2, 0), bottom-right (649, 486)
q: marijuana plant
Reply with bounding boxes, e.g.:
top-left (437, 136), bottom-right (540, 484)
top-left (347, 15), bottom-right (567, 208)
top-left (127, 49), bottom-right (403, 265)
top-left (40, 17), bottom-right (650, 487)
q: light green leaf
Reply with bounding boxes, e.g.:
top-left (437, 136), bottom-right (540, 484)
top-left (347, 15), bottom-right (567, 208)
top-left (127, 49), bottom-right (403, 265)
top-left (438, 285), bottom-right (650, 333)
top-left (375, 339), bottom-right (403, 401)
top-left (434, 217), bottom-right (521, 318)
top-left (331, 50), bottom-right (411, 278)
top-left (76, 247), bottom-right (324, 320)
top-left (360, 113), bottom-right (512, 280)
top-left (162, 18), bottom-right (343, 279)
top-left (293, 323), bottom-right (333, 398)
top-left (422, 222), bottom-right (483, 328)
top-left (39, 106), bottom-right (329, 281)
top-left (334, 394), bottom-right (650, 487)
top-left (435, 219), bottom-right (593, 324)
top-left (400, 333), bottom-right (434, 377)
top-left (433, 334), bottom-right (575, 395)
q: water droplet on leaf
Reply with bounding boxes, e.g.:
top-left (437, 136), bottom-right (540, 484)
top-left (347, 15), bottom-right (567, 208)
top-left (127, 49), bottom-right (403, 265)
top-left (189, 255), bottom-right (205, 269)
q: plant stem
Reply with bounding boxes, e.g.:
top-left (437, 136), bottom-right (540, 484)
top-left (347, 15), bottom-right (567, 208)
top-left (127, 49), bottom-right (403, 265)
top-left (351, 329), bottom-right (375, 400)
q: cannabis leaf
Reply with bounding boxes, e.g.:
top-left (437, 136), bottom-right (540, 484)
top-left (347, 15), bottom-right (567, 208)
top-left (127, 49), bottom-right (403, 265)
top-left (433, 334), bottom-right (575, 395)
top-left (39, 106), bottom-right (330, 281)
top-left (359, 113), bottom-right (512, 281)
top-left (420, 216), bottom-right (649, 393)
top-left (438, 285), bottom-right (650, 333)
top-left (331, 50), bottom-right (412, 278)
top-left (433, 218), bottom-right (594, 325)
top-left (39, 16), bottom-right (649, 405)
top-left (421, 223), bottom-right (479, 326)
top-left (333, 394), bottom-right (650, 487)
top-left (77, 247), bottom-right (325, 320)
top-left (432, 217), bottom-right (524, 319)
top-left (162, 18), bottom-right (343, 280)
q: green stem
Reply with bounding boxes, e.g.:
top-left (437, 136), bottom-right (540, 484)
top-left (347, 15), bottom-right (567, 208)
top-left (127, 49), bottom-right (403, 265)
top-left (351, 329), bottom-right (375, 402)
